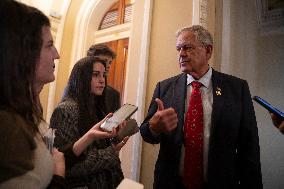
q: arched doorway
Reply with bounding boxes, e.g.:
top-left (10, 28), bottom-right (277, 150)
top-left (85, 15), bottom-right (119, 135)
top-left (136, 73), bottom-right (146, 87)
top-left (95, 0), bottom-right (132, 102)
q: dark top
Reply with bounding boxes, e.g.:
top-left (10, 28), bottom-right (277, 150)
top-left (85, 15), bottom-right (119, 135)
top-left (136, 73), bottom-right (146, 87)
top-left (50, 99), bottom-right (123, 189)
top-left (105, 85), bottom-right (121, 113)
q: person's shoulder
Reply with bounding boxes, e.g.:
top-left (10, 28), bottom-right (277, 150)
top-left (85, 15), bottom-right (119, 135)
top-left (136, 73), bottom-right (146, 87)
top-left (57, 98), bottom-right (78, 109)
top-left (159, 73), bottom-right (185, 84)
top-left (50, 99), bottom-right (80, 128)
top-left (0, 110), bottom-right (35, 182)
top-left (0, 110), bottom-right (19, 132)
top-left (0, 110), bottom-right (35, 147)
top-left (106, 85), bottom-right (120, 95)
top-left (0, 109), bottom-right (14, 121)
top-left (0, 110), bottom-right (29, 130)
top-left (213, 69), bottom-right (246, 83)
top-left (53, 98), bottom-right (79, 116)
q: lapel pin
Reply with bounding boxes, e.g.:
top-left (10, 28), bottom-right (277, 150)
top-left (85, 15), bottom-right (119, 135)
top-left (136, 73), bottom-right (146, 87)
top-left (216, 87), bottom-right (222, 96)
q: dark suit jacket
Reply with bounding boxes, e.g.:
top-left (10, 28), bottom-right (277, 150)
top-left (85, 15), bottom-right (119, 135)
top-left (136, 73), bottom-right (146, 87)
top-left (105, 85), bottom-right (121, 113)
top-left (140, 70), bottom-right (262, 189)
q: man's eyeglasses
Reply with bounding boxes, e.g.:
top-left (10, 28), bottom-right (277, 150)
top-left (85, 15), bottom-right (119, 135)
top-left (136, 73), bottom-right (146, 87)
top-left (176, 44), bottom-right (196, 52)
top-left (176, 44), bottom-right (205, 52)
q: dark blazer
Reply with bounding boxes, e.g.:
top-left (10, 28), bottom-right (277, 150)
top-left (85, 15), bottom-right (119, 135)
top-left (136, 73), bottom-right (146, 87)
top-left (140, 69), bottom-right (262, 189)
top-left (105, 85), bottom-right (121, 113)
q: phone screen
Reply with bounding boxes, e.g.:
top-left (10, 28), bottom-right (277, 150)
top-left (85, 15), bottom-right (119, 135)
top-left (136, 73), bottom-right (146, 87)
top-left (100, 104), bottom-right (138, 131)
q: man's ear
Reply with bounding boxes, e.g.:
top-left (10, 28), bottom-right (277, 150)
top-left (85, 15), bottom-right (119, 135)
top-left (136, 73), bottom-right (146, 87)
top-left (205, 45), bottom-right (213, 59)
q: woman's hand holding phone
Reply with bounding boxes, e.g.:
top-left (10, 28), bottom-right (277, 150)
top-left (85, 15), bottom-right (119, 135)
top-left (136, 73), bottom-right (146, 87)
top-left (87, 113), bottom-right (117, 140)
top-left (73, 113), bottom-right (118, 156)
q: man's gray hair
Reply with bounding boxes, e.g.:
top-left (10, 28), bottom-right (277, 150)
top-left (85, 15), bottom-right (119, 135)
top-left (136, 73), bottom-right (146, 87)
top-left (176, 25), bottom-right (213, 46)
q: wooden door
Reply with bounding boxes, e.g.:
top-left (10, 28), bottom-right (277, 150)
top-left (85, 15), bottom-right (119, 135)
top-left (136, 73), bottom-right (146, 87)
top-left (104, 38), bottom-right (129, 102)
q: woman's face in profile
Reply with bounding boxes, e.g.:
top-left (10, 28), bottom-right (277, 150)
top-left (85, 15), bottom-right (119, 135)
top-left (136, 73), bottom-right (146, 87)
top-left (35, 26), bottom-right (60, 88)
top-left (91, 62), bottom-right (106, 95)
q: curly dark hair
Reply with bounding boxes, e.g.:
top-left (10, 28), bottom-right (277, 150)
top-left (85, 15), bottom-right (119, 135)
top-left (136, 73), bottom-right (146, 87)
top-left (87, 44), bottom-right (116, 59)
top-left (63, 56), bottom-right (107, 135)
top-left (0, 0), bottom-right (50, 134)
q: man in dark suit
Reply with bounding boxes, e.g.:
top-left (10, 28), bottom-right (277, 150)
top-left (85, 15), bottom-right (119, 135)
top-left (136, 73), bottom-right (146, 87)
top-left (87, 44), bottom-right (121, 113)
top-left (140, 25), bottom-right (262, 189)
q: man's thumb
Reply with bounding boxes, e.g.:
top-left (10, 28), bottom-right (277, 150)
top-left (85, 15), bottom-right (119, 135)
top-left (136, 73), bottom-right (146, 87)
top-left (155, 98), bottom-right (164, 111)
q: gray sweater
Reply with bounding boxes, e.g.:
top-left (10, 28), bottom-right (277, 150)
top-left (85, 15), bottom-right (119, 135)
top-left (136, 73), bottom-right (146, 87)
top-left (50, 99), bottom-right (123, 189)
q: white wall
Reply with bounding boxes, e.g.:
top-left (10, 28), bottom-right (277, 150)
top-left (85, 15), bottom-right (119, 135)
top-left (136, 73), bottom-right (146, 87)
top-left (220, 1), bottom-right (284, 188)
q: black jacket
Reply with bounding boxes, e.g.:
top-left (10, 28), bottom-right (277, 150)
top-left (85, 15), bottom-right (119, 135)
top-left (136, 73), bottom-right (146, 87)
top-left (105, 85), bottom-right (121, 113)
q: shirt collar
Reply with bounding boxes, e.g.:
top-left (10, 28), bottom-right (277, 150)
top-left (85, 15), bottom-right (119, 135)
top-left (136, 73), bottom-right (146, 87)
top-left (187, 67), bottom-right (212, 88)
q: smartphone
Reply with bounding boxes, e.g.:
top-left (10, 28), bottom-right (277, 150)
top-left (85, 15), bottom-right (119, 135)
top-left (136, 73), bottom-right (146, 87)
top-left (116, 119), bottom-right (139, 141)
top-left (100, 104), bottom-right (138, 132)
top-left (253, 96), bottom-right (284, 120)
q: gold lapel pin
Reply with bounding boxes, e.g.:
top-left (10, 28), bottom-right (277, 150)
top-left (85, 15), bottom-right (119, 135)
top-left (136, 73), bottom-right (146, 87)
top-left (216, 87), bottom-right (222, 96)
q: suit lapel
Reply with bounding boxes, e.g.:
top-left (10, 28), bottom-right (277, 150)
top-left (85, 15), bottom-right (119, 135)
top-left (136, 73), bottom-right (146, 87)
top-left (172, 73), bottom-right (187, 144)
top-left (211, 70), bottom-right (225, 137)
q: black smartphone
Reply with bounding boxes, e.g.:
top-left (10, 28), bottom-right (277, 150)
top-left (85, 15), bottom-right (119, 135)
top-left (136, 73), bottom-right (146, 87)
top-left (253, 96), bottom-right (284, 120)
top-left (100, 104), bottom-right (138, 131)
top-left (116, 119), bottom-right (139, 141)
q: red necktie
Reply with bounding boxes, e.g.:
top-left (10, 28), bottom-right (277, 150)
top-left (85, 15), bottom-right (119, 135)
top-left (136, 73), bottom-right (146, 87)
top-left (183, 81), bottom-right (204, 189)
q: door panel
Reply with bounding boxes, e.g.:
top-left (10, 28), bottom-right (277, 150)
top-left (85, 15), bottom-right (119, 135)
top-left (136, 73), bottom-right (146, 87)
top-left (104, 38), bottom-right (129, 103)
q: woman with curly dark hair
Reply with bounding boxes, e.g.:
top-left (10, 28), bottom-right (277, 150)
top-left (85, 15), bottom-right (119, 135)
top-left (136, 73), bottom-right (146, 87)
top-left (50, 56), bottom-right (128, 189)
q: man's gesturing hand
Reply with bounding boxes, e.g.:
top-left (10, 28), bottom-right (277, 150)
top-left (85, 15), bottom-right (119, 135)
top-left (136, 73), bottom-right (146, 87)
top-left (149, 98), bottom-right (178, 136)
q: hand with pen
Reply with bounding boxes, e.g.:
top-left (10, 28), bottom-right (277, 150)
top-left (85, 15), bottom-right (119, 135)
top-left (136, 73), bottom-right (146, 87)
top-left (270, 113), bottom-right (284, 134)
